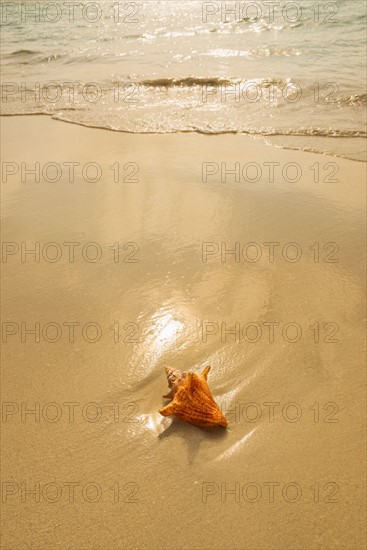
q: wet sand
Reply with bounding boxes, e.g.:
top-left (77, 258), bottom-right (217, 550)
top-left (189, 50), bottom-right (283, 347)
top-left (1, 115), bottom-right (366, 549)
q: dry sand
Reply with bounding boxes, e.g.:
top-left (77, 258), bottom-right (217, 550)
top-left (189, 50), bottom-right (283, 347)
top-left (1, 115), bottom-right (366, 549)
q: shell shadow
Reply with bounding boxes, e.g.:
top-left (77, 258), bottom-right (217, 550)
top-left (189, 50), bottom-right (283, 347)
top-left (158, 418), bottom-right (228, 464)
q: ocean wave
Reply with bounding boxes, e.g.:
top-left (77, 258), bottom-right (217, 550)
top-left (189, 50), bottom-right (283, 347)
top-left (192, 128), bottom-right (367, 138)
top-left (2, 109), bottom-right (364, 161)
top-left (204, 47), bottom-right (302, 59)
top-left (137, 77), bottom-right (235, 88)
top-left (4, 49), bottom-right (66, 65)
top-left (44, 112), bottom-right (366, 140)
top-left (6, 49), bottom-right (38, 56)
top-left (327, 93), bottom-right (367, 106)
top-left (119, 76), bottom-right (296, 90)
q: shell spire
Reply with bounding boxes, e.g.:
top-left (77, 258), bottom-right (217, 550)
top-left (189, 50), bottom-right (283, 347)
top-left (159, 366), bottom-right (228, 428)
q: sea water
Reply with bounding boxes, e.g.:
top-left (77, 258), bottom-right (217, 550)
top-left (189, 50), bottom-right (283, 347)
top-left (1, 0), bottom-right (366, 159)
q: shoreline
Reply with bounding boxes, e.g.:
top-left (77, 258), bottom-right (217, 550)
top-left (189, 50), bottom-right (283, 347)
top-left (1, 113), bottom-right (365, 163)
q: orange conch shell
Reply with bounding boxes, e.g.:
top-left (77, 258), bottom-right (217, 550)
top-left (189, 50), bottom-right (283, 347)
top-left (159, 366), bottom-right (228, 428)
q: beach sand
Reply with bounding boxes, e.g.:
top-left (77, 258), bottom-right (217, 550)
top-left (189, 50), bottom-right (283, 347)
top-left (1, 115), bottom-right (366, 549)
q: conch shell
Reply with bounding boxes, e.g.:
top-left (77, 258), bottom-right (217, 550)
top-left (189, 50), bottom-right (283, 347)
top-left (159, 366), bottom-right (228, 428)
